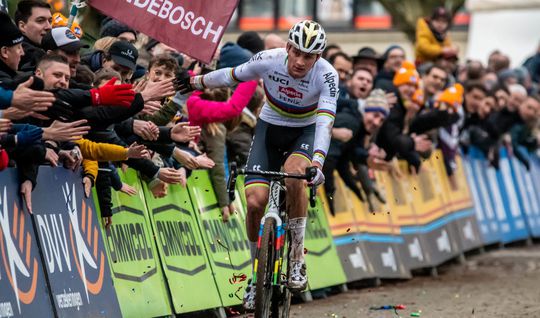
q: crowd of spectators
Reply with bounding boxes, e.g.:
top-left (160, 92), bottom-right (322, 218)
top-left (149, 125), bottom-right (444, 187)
top-left (1, 2), bottom-right (539, 225)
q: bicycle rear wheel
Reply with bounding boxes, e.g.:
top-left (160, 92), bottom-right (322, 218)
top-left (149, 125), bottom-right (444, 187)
top-left (255, 217), bottom-right (277, 318)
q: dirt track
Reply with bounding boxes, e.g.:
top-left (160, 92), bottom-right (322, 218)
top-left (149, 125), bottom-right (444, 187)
top-left (289, 245), bottom-right (540, 318)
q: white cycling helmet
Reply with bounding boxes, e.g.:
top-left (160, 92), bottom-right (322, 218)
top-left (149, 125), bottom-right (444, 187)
top-left (288, 20), bottom-right (327, 55)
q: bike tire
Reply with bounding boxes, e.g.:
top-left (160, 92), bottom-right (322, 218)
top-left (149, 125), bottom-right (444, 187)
top-left (255, 217), bottom-right (277, 318)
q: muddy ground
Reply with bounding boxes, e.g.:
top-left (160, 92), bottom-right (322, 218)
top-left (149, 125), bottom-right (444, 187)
top-left (289, 245), bottom-right (540, 318)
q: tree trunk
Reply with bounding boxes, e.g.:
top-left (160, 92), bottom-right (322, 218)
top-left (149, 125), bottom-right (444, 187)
top-left (376, 0), bottom-right (466, 43)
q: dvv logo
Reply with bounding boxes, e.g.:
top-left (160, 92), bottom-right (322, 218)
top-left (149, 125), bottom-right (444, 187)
top-left (0, 187), bottom-right (39, 314)
top-left (63, 183), bottom-right (105, 301)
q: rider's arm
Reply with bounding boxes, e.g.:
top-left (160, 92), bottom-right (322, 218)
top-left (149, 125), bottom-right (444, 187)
top-left (312, 70), bottom-right (339, 168)
top-left (191, 51), bottom-right (270, 89)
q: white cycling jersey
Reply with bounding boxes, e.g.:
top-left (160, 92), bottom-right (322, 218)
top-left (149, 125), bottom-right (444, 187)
top-left (192, 48), bottom-right (338, 166)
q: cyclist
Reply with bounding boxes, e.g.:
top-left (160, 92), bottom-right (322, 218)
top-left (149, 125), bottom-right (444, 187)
top-left (178, 20), bottom-right (338, 310)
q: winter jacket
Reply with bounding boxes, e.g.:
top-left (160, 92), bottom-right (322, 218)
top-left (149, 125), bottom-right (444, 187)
top-left (415, 18), bottom-right (453, 64)
top-left (226, 108), bottom-right (257, 167)
top-left (202, 124), bottom-right (229, 208)
top-left (137, 98), bottom-right (180, 126)
top-left (0, 87), bottom-right (12, 109)
top-left (75, 138), bottom-right (128, 162)
top-left (187, 81), bottom-right (258, 131)
top-left (19, 36), bottom-right (45, 72)
top-left (374, 69), bottom-right (396, 93)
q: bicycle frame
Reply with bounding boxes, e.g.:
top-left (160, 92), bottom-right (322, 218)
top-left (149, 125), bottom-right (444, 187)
top-left (253, 181), bottom-right (287, 288)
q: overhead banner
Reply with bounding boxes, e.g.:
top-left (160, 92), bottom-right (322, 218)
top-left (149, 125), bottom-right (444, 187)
top-left (0, 169), bottom-right (54, 318)
top-left (32, 168), bottom-right (121, 317)
top-left (142, 182), bottom-right (222, 314)
top-left (101, 169), bottom-right (172, 318)
top-left (87, 0), bottom-right (240, 63)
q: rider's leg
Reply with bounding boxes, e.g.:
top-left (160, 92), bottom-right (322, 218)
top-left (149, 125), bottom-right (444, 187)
top-left (283, 154), bottom-right (311, 261)
top-left (245, 185), bottom-right (269, 262)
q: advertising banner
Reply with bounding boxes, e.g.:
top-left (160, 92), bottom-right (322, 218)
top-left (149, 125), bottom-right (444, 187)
top-left (381, 163), bottom-right (431, 270)
top-left (142, 182), bottom-right (222, 313)
top-left (87, 0), bottom-right (239, 63)
top-left (304, 196), bottom-right (347, 290)
top-left (326, 176), bottom-right (376, 282)
top-left (187, 170), bottom-right (251, 307)
top-left (508, 150), bottom-right (540, 237)
top-left (32, 168), bottom-right (121, 317)
top-left (496, 149), bottom-right (529, 243)
top-left (100, 169), bottom-right (172, 318)
top-left (0, 169), bottom-right (55, 318)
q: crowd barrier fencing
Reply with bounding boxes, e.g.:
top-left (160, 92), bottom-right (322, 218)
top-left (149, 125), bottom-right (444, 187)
top-left (0, 145), bottom-right (538, 317)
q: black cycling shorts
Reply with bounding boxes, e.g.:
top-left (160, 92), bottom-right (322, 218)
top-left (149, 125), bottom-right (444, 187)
top-left (244, 120), bottom-right (315, 189)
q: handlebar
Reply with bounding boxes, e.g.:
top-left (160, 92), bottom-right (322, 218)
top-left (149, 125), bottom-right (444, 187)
top-left (227, 163), bottom-right (318, 208)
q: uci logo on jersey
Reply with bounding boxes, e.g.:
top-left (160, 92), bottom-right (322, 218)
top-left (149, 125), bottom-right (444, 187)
top-left (269, 75), bottom-right (289, 85)
top-left (323, 72), bottom-right (337, 98)
top-left (0, 187), bottom-right (39, 315)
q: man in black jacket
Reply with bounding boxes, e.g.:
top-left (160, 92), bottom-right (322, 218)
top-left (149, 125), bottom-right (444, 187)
top-left (323, 89), bottom-right (389, 215)
top-left (14, 0), bottom-right (52, 72)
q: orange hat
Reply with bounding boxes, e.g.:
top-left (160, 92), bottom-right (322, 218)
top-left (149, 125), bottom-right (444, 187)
top-left (412, 88), bottom-right (424, 106)
top-left (436, 83), bottom-right (464, 111)
top-left (47, 0), bottom-right (65, 12)
top-left (52, 13), bottom-right (83, 38)
top-left (393, 61), bottom-right (419, 87)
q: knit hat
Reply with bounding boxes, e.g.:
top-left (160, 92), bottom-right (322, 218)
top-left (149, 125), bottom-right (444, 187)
top-left (436, 83), bottom-right (463, 111)
top-left (393, 61), bottom-right (419, 87)
top-left (237, 31), bottom-right (264, 54)
top-left (52, 13), bottom-right (83, 38)
top-left (217, 42), bottom-right (253, 69)
top-left (364, 89), bottom-right (390, 117)
top-left (0, 12), bottom-right (23, 48)
top-left (100, 19), bottom-right (137, 40)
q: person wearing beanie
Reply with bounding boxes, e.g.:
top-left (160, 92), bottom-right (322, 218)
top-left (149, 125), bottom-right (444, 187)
top-left (435, 83), bottom-right (465, 187)
top-left (100, 18), bottom-right (137, 43)
top-left (376, 61), bottom-right (434, 174)
top-left (374, 45), bottom-right (405, 93)
top-left (14, 0), bottom-right (52, 72)
top-left (236, 31), bottom-right (264, 54)
top-left (415, 6), bottom-right (458, 65)
top-left (323, 88), bottom-right (389, 214)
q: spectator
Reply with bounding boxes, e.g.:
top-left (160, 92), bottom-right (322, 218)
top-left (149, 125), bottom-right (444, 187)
top-left (100, 18), bottom-right (137, 44)
top-left (493, 84), bottom-right (510, 111)
top-left (507, 83), bottom-right (528, 112)
top-left (327, 52), bottom-right (353, 85)
top-left (415, 6), bottom-right (458, 65)
top-left (237, 31), bottom-right (264, 54)
top-left (264, 33), bottom-right (286, 50)
top-left (14, 0), bottom-right (52, 71)
top-left (375, 45), bottom-right (405, 92)
top-left (323, 88), bottom-right (389, 214)
top-left (82, 41), bottom-right (139, 83)
top-left (41, 27), bottom-right (89, 83)
top-left (322, 43), bottom-right (341, 60)
top-left (352, 47), bottom-right (380, 77)
top-left (523, 42), bottom-right (540, 84)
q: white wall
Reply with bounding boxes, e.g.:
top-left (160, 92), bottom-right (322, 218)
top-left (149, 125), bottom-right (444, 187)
top-left (467, 8), bottom-right (540, 66)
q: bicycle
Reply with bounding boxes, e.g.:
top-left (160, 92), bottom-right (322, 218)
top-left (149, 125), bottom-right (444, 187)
top-left (227, 163), bottom-right (317, 318)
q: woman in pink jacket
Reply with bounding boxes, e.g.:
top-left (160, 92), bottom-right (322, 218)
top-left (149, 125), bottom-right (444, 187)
top-left (186, 42), bottom-right (259, 222)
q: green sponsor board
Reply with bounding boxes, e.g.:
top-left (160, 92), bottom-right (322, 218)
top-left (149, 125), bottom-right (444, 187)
top-left (141, 181), bottom-right (222, 313)
top-left (187, 170), bottom-right (252, 307)
top-left (96, 169), bottom-right (172, 317)
top-left (305, 196), bottom-right (347, 290)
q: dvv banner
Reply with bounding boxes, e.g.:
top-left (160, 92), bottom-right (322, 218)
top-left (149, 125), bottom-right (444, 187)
top-left (0, 169), bottom-right (54, 318)
top-left (32, 168), bottom-right (121, 317)
top-left (87, 0), bottom-right (239, 63)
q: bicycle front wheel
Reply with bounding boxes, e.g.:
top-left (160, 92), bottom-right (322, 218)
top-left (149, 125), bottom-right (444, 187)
top-left (255, 217), bottom-right (277, 318)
